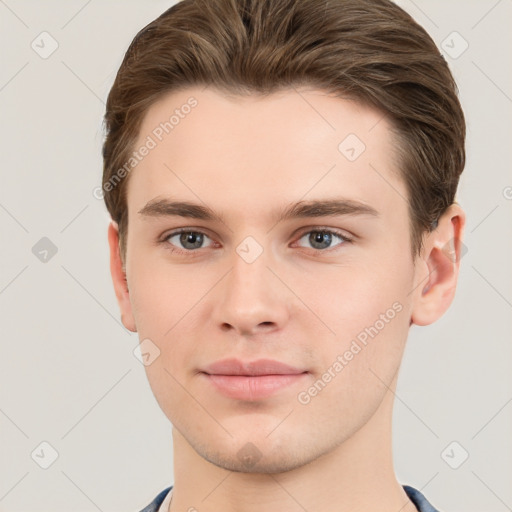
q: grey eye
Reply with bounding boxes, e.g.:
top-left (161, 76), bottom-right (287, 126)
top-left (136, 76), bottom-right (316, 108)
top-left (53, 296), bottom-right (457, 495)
top-left (166, 231), bottom-right (213, 250)
top-left (297, 230), bottom-right (346, 250)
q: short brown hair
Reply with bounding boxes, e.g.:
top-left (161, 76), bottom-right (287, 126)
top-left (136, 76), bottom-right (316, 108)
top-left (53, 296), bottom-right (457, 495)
top-left (102, 0), bottom-right (465, 264)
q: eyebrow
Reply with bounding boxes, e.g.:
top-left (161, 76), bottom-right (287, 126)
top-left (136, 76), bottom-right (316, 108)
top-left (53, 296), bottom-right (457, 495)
top-left (138, 197), bottom-right (379, 223)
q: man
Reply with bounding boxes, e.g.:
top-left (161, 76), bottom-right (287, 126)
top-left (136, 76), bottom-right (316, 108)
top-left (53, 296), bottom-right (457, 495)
top-left (102, 0), bottom-right (466, 510)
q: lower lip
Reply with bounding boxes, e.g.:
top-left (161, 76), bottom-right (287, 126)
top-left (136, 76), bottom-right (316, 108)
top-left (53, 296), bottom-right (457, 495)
top-left (201, 372), bottom-right (309, 400)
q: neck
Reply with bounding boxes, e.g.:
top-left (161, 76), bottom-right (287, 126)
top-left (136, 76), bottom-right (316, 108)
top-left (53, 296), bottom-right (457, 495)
top-left (169, 375), bottom-right (417, 512)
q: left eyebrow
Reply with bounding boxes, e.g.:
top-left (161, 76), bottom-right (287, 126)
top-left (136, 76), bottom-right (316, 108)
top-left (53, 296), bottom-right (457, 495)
top-left (137, 197), bottom-right (379, 223)
top-left (277, 198), bottom-right (379, 222)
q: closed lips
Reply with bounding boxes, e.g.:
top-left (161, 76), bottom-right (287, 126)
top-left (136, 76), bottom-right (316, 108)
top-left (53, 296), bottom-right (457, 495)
top-left (201, 358), bottom-right (307, 376)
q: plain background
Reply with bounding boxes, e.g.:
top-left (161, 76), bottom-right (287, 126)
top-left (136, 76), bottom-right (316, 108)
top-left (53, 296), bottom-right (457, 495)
top-left (0, 1), bottom-right (511, 511)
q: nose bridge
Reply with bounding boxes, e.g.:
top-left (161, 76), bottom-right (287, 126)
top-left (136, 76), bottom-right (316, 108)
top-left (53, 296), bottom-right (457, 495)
top-left (211, 233), bottom-right (289, 333)
top-left (229, 234), bottom-right (272, 300)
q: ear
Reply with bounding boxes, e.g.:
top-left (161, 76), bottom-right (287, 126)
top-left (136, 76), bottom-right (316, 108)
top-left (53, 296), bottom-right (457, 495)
top-left (107, 221), bottom-right (137, 332)
top-left (410, 203), bottom-right (466, 326)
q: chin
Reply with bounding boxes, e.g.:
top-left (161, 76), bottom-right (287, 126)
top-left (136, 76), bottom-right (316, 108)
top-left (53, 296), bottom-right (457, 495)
top-left (187, 425), bottom-right (329, 475)
top-left (202, 445), bottom-right (312, 474)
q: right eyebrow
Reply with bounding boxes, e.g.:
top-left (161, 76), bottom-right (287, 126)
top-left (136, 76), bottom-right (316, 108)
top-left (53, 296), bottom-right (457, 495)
top-left (138, 199), bottom-right (223, 222)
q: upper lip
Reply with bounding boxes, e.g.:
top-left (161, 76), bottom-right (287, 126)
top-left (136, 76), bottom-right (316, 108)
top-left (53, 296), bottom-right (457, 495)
top-left (202, 358), bottom-right (306, 376)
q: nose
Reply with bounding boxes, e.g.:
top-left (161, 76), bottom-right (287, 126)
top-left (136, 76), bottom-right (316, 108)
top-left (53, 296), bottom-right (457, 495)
top-left (210, 242), bottom-right (290, 337)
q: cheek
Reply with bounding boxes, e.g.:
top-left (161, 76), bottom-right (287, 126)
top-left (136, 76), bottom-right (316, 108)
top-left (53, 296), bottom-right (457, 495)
top-left (300, 254), bottom-right (412, 338)
top-left (302, 249), bottom-right (414, 386)
top-left (127, 258), bottom-right (212, 382)
top-left (127, 252), bottom-right (209, 335)
top-left (295, 277), bottom-right (410, 430)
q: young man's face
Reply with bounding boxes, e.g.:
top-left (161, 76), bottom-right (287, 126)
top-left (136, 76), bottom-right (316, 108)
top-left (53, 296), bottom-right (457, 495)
top-left (109, 86), bottom-right (453, 473)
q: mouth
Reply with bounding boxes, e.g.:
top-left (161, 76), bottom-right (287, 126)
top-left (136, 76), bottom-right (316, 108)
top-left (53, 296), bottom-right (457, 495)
top-left (199, 358), bottom-right (309, 400)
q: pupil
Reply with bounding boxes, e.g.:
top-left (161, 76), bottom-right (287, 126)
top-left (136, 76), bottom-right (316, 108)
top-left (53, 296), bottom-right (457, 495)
top-left (310, 231), bottom-right (331, 249)
top-left (181, 232), bottom-right (203, 249)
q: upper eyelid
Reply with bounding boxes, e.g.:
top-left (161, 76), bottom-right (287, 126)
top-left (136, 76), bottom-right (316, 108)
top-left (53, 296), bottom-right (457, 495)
top-left (294, 226), bottom-right (353, 239)
top-left (162, 226), bottom-right (351, 238)
top-left (162, 226), bottom-right (353, 248)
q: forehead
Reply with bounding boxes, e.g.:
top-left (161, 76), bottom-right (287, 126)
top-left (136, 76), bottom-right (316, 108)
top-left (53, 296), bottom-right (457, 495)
top-left (126, 86), bottom-right (406, 223)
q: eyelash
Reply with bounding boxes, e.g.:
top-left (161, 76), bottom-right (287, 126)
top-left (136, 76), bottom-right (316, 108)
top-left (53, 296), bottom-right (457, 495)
top-left (159, 227), bottom-right (353, 256)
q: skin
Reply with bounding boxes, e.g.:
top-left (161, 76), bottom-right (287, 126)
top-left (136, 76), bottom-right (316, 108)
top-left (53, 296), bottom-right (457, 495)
top-left (108, 86), bottom-right (465, 512)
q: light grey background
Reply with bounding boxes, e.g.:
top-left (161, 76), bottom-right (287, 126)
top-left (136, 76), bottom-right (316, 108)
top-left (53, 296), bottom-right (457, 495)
top-left (0, 1), bottom-right (511, 511)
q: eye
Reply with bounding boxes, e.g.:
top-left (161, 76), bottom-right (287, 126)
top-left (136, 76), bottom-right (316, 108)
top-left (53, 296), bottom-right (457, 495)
top-left (159, 227), bottom-right (352, 256)
top-left (161, 229), bottom-right (215, 253)
top-left (294, 228), bottom-right (352, 251)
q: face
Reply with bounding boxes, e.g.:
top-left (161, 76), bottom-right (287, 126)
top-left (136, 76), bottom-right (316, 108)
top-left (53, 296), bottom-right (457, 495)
top-left (113, 86), bottom-right (429, 472)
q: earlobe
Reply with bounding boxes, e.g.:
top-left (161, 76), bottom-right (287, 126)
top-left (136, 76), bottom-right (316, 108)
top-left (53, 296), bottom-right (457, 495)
top-left (107, 221), bottom-right (137, 332)
top-left (411, 204), bottom-right (466, 327)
